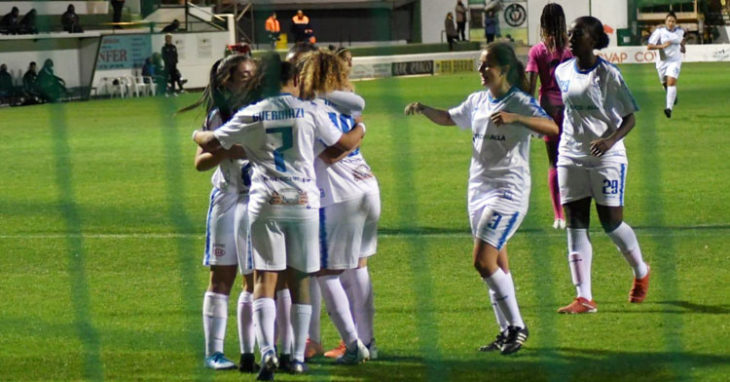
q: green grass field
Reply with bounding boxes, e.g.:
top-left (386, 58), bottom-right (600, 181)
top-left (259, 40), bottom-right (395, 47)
top-left (1, 62), bottom-right (729, 381)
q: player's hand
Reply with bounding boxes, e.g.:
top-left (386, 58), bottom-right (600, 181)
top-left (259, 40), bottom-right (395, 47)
top-left (662, 41), bottom-right (671, 49)
top-left (590, 137), bottom-right (614, 157)
top-left (404, 102), bottom-right (424, 115)
top-left (490, 111), bottom-right (519, 125)
top-left (680, 44), bottom-right (686, 54)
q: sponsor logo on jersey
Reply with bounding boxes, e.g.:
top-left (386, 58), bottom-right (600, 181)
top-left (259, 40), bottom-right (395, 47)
top-left (473, 133), bottom-right (506, 142)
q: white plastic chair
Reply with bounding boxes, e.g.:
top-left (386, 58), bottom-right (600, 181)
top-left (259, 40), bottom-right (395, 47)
top-left (111, 77), bottom-right (129, 98)
top-left (143, 76), bottom-right (157, 96)
top-left (133, 75), bottom-right (152, 96)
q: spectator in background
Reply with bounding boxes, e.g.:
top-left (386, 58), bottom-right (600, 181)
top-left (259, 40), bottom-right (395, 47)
top-left (1, 6), bottom-right (20, 35)
top-left (265, 12), bottom-right (281, 49)
top-left (162, 34), bottom-right (185, 94)
top-left (142, 53), bottom-right (167, 95)
top-left (62, 4), bottom-right (84, 33)
top-left (37, 59), bottom-right (67, 102)
top-left (445, 12), bottom-right (458, 51)
top-left (455, 0), bottom-right (468, 41)
top-left (484, 10), bottom-right (497, 43)
top-left (111, 0), bottom-right (125, 28)
top-left (0, 64), bottom-right (14, 104)
top-left (161, 19), bottom-right (180, 33)
top-left (291, 9), bottom-right (310, 43)
top-left (19, 9), bottom-right (38, 34)
top-left (22, 61), bottom-right (40, 102)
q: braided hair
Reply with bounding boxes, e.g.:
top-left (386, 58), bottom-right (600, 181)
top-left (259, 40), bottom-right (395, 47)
top-left (540, 3), bottom-right (567, 52)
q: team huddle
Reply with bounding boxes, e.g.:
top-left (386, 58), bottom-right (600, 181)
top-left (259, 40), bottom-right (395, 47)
top-left (186, 4), bottom-right (678, 380)
top-left (189, 47), bottom-right (377, 380)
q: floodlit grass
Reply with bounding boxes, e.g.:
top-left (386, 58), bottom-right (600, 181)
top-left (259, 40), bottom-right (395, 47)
top-left (1, 62), bottom-right (729, 381)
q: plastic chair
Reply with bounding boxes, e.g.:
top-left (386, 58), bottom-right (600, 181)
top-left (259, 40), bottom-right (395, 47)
top-left (133, 75), bottom-right (152, 96)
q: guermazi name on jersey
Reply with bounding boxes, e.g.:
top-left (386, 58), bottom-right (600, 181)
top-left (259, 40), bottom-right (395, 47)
top-left (252, 108), bottom-right (305, 121)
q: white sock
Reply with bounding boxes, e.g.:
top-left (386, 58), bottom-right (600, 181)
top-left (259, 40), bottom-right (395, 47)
top-left (666, 85), bottom-right (677, 110)
top-left (488, 288), bottom-right (509, 332)
top-left (318, 275), bottom-right (359, 346)
top-left (275, 289), bottom-right (293, 355)
top-left (483, 268), bottom-right (524, 329)
top-left (291, 304), bottom-right (312, 362)
top-left (567, 228), bottom-right (593, 300)
top-left (348, 267), bottom-right (375, 344)
top-left (253, 298), bottom-right (276, 356)
top-left (237, 291), bottom-right (255, 354)
top-left (308, 277), bottom-right (322, 343)
top-left (340, 268), bottom-right (356, 313)
top-left (203, 291), bottom-right (229, 356)
top-left (606, 222), bottom-right (648, 278)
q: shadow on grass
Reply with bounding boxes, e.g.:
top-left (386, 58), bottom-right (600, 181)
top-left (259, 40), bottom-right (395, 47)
top-left (269, 347), bottom-right (730, 382)
top-left (597, 300), bottom-right (730, 315)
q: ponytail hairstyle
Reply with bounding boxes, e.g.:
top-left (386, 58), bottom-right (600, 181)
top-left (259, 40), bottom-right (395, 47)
top-left (540, 3), bottom-right (568, 51)
top-left (575, 16), bottom-right (610, 50)
top-left (178, 54), bottom-right (253, 121)
top-left (298, 49), bottom-right (352, 100)
top-left (486, 42), bottom-right (529, 92)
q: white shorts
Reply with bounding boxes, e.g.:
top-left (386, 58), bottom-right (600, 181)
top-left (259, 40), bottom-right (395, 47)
top-left (319, 191), bottom-right (380, 269)
top-left (249, 206), bottom-right (320, 273)
top-left (203, 188), bottom-right (240, 266)
top-left (234, 195), bottom-right (254, 275)
top-left (656, 61), bottom-right (681, 82)
top-left (558, 156), bottom-right (628, 207)
top-left (468, 188), bottom-right (527, 250)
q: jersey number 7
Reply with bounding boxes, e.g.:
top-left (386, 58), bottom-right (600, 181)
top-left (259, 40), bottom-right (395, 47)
top-left (266, 126), bottom-right (293, 172)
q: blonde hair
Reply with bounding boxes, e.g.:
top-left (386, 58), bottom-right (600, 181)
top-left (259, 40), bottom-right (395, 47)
top-left (298, 50), bottom-right (352, 100)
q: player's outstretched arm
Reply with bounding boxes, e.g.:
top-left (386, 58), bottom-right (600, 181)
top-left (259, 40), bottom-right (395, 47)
top-left (490, 111), bottom-right (558, 136)
top-left (404, 102), bottom-right (456, 126)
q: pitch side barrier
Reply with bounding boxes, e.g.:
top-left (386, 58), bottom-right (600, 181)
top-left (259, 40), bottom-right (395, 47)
top-left (597, 44), bottom-right (730, 65)
top-left (349, 51), bottom-right (483, 80)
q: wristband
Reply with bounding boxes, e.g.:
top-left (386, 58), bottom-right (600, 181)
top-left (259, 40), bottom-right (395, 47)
top-left (191, 129), bottom-right (199, 141)
top-left (356, 122), bottom-right (366, 134)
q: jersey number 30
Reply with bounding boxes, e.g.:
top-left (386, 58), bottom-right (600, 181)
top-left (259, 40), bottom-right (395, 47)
top-left (266, 126), bottom-right (293, 172)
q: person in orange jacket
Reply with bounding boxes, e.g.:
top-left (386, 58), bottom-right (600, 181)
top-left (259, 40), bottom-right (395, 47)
top-left (265, 12), bottom-right (280, 48)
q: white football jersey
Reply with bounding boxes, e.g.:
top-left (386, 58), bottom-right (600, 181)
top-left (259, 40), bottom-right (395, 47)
top-left (314, 92), bottom-right (378, 207)
top-left (648, 26), bottom-right (684, 63)
top-left (214, 94), bottom-right (343, 215)
top-left (448, 87), bottom-right (549, 206)
top-left (203, 109), bottom-right (252, 194)
top-left (555, 57), bottom-right (639, 160)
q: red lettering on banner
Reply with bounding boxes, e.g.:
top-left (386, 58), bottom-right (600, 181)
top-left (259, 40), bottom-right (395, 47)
top-left (598, 52), bottom-right (624, 64)
top-left (634, 51), bottom-right (656, 63)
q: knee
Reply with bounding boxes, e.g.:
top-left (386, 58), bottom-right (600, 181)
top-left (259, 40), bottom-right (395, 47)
top-left (601, 219), bottom-right (622, 233)
top-left (473, 258), bottom-right (493, 278)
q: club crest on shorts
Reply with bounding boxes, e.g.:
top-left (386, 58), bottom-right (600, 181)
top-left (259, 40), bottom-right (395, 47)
top-left (213, 246), bottom-right (226, 257)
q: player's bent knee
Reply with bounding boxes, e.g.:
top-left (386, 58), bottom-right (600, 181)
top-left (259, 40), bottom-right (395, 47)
top-left (601, 219), bottom-right (622, 233)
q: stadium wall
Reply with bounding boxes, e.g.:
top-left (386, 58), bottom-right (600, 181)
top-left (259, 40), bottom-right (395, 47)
top-left (0, 31), bottom-right (228, 93)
